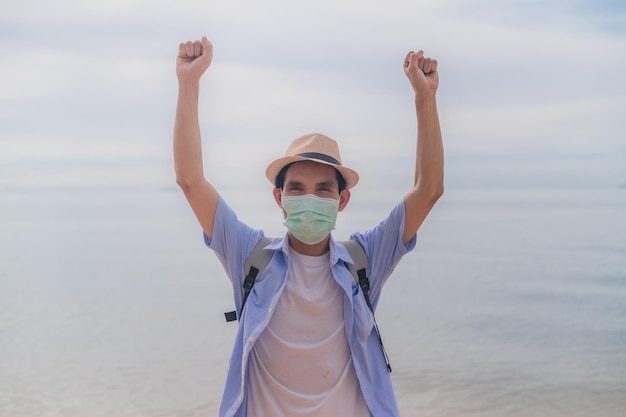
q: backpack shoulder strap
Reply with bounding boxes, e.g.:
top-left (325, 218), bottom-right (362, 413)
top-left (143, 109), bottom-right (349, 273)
top-left (341, 239), bottom-right (392, 373)
top-left (224, 236), bottom-right (277, 323)
top-left (244, 235), bottom-right (277, 281)
top-left (340, 239), bottom-right (368, 284)
top-left (340, 239), bottom-right (371, 310)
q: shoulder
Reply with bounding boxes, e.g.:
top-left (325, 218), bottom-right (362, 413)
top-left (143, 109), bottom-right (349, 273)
top-left (351, 199), bottom-right (414, 253)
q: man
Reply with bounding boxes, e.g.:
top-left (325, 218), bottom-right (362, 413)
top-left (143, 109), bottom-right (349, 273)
top-left (173, 36), bottom-right (443, 417)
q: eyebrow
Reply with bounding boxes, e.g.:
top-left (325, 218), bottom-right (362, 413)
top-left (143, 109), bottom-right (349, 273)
top-left (316, 181), bottom-right (337, 189)
top-left (284, 180), bottom-right (337, 189)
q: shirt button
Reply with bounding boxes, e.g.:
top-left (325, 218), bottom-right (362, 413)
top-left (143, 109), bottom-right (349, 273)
top-left (268, 307), bottom-right (273, 313)
top-left (248, 336), bottom-right (255, 343)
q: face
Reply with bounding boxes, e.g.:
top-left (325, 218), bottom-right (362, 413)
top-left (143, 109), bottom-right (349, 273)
top-left (273, 161), bottom-right (351, 213)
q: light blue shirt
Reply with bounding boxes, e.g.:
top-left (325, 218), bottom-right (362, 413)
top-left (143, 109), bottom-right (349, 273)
top-left (204, 197), bottom-right (416, 417)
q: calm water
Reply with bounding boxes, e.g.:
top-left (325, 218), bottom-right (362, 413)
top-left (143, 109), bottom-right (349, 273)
top-left (1, 186), bottom-right (625, 417)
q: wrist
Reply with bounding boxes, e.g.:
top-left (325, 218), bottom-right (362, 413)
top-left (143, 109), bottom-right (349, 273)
top-left (177, 74), bottom-right (200, 87)
top-left (414, 90), bottom-right (437, 110)
top-left (178, 76), bottom-right (201, 90)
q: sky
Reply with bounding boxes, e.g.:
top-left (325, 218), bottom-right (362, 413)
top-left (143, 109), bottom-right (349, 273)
top-left (1, 0), bottom-right (625, 191)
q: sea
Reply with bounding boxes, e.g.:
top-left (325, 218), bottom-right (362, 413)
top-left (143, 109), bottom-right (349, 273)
top-left (1, 185), bottom-right (625, 417)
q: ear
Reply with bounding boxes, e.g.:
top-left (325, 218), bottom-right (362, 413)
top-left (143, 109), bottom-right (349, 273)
top-left (338, 189), bottom-right (351, 212)
top-left (272, 187), bottom-right (283, 208)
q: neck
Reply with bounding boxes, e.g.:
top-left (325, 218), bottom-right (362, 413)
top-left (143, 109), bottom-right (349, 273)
top-left (288, 234), bottom-right (331, 256)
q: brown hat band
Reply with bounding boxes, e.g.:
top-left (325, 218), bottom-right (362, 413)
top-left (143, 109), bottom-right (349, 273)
top-left (296, 152), bottom-right (341, 166)
top-left (265, 133), bottom-right (359, 189)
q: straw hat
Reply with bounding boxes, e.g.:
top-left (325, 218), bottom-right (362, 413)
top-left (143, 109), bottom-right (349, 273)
top-left (265, 133), bottom-right (359, 189)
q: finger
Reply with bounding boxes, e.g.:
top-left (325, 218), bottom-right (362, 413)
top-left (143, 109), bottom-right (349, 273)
top-left (409, 50), bottom-right (424, 70)
top-left (184, 41), bottom-right (194, 57)
top-left (404, 50), bottom-right (414, 67)
top-left (431, 59), bottom-right (438, 73)
top-left (201, 37), bottom-right (213, 56)
top-left (193, 41), bottom-right (202, 56)
top-left (178, 42), bottom-right (186, 58)
top-left (423, 57), bottom-right (433, 73)
top-left (417, 50), bottom-right (425, 71)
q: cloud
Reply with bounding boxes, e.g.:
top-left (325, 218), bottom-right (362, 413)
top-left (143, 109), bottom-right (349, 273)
top-left (1, 0), bottom-right (625, 189)
top-left (445, 96), bottom-right (626, 151)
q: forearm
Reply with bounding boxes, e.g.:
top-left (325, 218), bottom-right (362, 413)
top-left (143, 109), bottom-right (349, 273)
top-left (401, 49), bottom-right (443, 244)
top-left (173, 79), bottom-right (205, 187)
top-left (414, 92), bottom-right (444, 194)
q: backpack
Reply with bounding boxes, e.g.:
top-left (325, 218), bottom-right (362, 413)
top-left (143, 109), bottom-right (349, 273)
top-left (223, 236), bottom-right (392, 372)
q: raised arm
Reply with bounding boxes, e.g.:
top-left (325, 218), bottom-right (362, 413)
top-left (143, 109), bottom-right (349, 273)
top-left (174, 36), bottom-right (220, 240)
top-left (401, 50), bottom-right (444, 245)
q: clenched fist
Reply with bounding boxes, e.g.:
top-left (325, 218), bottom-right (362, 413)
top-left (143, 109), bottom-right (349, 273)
top-left (176, 36), bottom-right (213, 82)
top-left (403, 50), bottom-right (439, 95)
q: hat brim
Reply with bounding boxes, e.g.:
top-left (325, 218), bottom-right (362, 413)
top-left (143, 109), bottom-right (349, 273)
top-left (266, 156), bottom-right (359, 189)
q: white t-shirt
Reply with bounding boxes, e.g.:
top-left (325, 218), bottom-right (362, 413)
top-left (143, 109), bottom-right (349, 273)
top-left (247, 249), bottom-right (370, 417)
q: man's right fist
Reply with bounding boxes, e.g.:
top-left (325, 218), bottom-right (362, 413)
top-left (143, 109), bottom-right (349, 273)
top-left (176, 36), bottom-right (213, 81)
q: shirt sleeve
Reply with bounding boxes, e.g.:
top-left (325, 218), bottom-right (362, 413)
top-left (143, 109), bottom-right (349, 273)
top-left (203, 198), bottom-right (264, 294)
top-left (349, 199), bottom-right (417, 307)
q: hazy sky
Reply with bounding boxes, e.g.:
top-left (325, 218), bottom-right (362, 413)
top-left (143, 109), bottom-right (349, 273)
top-left (1, 0), bottom-right (625, 190)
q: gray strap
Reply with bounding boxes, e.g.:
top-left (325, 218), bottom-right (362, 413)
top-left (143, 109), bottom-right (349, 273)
top-left (341, 239), bottom-right (368, 284)
top-left (245, 237), bottom-right (367, 285)
top-left (244, 236), bottom-right (276, 282)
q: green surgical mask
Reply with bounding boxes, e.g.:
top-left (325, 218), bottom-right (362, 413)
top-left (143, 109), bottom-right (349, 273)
top-left (282, 194), bottom-right (340, 245)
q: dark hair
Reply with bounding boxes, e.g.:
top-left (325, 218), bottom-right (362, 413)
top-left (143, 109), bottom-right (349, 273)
top-left (275, 162), bottom-right (347, 192)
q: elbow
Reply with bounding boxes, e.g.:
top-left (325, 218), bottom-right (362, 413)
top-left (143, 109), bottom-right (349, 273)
top-left (414, 180), bottom-right (444, 204)
top-left (176, 179), bottom-right (189, 193)
top-left (175, 174), bottom-right (190, 191)
top-left (174, 159), bottom-right (206, 192)
top-left (427, 184), bottom-right (444, 205)
top-left (176, 174), bottom-right (201, 193)
top-left (433, 183), bottom-right (444, 201)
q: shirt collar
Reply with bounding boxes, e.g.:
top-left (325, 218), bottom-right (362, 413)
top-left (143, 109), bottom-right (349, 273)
top-left (329, 235), bottom-right (354, 266)
top-left (263, 233), bottom-right (354, 266)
